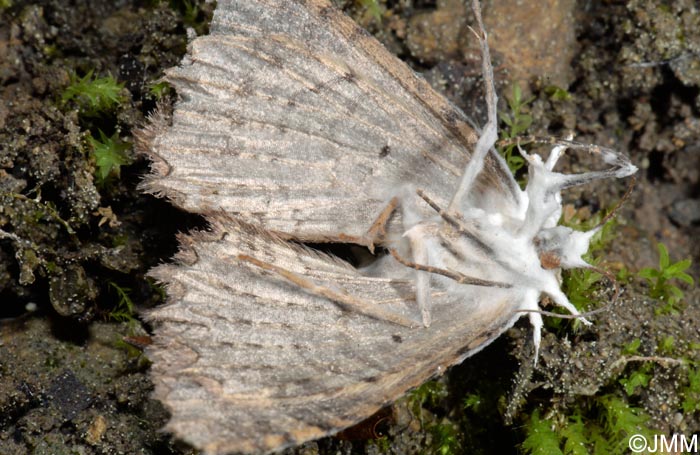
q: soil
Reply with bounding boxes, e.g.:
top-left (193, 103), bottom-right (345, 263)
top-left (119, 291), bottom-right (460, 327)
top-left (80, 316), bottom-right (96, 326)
top-left (0, 0), bottom-right (698, 454)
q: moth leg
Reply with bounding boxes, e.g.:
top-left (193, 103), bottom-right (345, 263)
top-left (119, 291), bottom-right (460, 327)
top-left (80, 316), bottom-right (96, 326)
top-left (389, 249), bottom-right (511, 288)
top-left (236, 254), bottom-right (416, 328)
top-left (363, 196), bottom-right (399, 253)
top-left (402, 226), bottom-right (433, 327)
top-left (521, 290), bottom-right (543, 365)
top-left (390, 188), bottom-right (438, 327)
top-left (545, 285), bottom-right (592, 326)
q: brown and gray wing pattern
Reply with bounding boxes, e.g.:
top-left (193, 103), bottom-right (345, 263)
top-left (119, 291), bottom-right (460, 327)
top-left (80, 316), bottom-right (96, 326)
top-left (145, 217), bottom-right (521, 454)
top-left (140, 0), bottom-right (517, 242)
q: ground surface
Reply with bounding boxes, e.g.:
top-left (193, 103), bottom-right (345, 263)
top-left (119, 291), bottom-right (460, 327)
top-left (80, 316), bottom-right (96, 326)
top-left (0, 0), bottom-right (698, 454)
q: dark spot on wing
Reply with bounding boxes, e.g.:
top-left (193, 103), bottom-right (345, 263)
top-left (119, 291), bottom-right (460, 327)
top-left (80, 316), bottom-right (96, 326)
top-left (267, 53), bottom-right (284, 69)
top-left (364, 375), bottom-right (379, 383)
top-left (459, 328), bottom-right (499, 355)
top-left (349, 25), bottom-right (371, 41)
top-left (319, 6), bottom-right (334, 19)
top-left (456, 344), bottom-right (473, 356)
top-left (443, 109), bottom-right (460, 128)
top-left (379, 145), bottom-right (390, 158)
top-left (342, 71), bottom-right (356, 83)
top-left (281, 432), bottom-right (297, 445)
top-left (235, 77), bottom-right (254, 97)
top-left (391, 334), bottom-right (403, 343)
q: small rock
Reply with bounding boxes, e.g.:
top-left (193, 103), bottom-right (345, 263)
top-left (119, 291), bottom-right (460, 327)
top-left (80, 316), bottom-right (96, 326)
top-left (47, 370), bottom-right (92, 420)
top-left (669, 198), bottom-right (700, 227)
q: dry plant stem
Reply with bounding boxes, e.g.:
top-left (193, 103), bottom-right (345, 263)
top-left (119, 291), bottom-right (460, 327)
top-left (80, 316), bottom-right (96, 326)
top-left (587, 264), bottom-right (621, 303)
top-left (0, 229), bottom-right (23, 243)
top-left (236, 253), bottom-right (416, 328)
top-left (596, 176), bottom-right (637, 228)
top-left (611, 355), bottom-right (687, 369)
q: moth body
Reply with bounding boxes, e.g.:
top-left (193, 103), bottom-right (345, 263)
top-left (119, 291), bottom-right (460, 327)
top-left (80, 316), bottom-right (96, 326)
top-left (390, 155), bottom-right (593, 361)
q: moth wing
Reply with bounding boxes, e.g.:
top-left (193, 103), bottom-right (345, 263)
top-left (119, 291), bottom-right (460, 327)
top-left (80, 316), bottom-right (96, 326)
top-left (145, 217), bottom-right (521, 454)
top-left (139, 0), bottom-right (519, 242)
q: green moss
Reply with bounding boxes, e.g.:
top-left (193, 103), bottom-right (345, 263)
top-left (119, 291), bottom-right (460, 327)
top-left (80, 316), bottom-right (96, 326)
top-left (681, 367), bottom-right (700, 415)
top-left (521, 395), bottom-right (656, 455)
top-left (169, 0), bottom-right (209, 33)
top-left (356, 0), bottom-right (383, 23)
top-left (498, 83), bottom-right (535, 175)
top-left (407, 380), bottom-right (448, 417)
top-left (522, 410), bottom-right (563, 455)
top-left (621, 339), bottom-right (642, 355)
top-left (559, 415), bottom-right (588, 455)
top-left (657, 335), bottom-right (675, 355)
top-left (430, 419), bottom-right (462, 455)
top-left (106, 282), bottom-right (145, 355)
top-left (62, 70), bottom-right (125, 115)
top-left (147, 277), bottom-right (168, 304)
top-left (88, 130), bottom-right (132, 184)
top-left (544, 85), bottom-right (572, 102)
top-left (148, 81), bottom-right (172, 100)
top-left (367, 436), bottom-right (391, 452)
top-left (462, 393), bottom-right (482, 412)
top-left (405, 381), bottom-right (464, 453)
top-left (618, 363), bottom-right (653, 396)
top-left (600, 395), bottom-right (653, 453)
top-left (638, 242), bottom-right (695, 315)
top-left (106, 281), bottom-right (136, 325)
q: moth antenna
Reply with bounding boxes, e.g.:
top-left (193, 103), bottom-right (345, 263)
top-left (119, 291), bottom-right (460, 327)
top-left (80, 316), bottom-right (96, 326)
top-left (595, 176), bottom-right (637, 229)
top-left (236, 254), bottom-right (416, 328)
top-left (389, 249), bottom-right (511, 288)
top-left (416, 189), bottom-right (464, 229)
top-left (496, 136), bottom-right (638, 187)
top-left (448, 0), bottom-right (498, 212)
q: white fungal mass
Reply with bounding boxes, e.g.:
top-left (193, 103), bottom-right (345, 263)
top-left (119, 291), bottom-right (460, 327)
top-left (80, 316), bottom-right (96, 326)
top-left (364, 20), bottom-right (637, 363)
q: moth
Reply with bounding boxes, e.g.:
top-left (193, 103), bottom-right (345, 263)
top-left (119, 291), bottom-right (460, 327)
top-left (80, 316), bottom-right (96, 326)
top-left (137, 0), bottom-right (637, 453)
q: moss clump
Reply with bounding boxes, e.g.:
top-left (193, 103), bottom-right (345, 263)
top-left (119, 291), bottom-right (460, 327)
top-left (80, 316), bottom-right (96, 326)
top-left (61, 70), bottom-right (125, 116)
top-left (638, 243), bottom-right (695, 315)
top-left (87, 130), bottom-right (132, 184)
top-left (498, 83), bottom-right (535, 175)
top-left (522, 395), bottom-right (656, 455)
